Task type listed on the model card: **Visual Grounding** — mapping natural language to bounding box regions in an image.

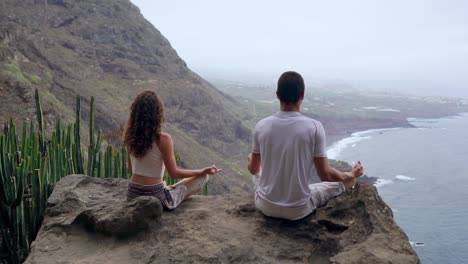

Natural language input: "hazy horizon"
[131,0,468,98]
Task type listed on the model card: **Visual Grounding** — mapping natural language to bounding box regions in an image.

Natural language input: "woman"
[124,90,221,209]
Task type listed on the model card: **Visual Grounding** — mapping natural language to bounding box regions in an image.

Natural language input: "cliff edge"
[25,175,419,263]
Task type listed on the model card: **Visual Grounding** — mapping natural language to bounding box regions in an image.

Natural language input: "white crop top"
[130,142,165,178]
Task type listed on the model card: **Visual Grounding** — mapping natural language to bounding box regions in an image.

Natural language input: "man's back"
[248,71,362,220]
[252,111,327,207]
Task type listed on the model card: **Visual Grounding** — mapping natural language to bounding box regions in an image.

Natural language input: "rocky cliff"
[25,175,419,264]
[0,0,252,194]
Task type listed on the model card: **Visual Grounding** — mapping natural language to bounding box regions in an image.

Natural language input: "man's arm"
[249,122,261,175]
[314,157,363,182]
[248,152,261,175]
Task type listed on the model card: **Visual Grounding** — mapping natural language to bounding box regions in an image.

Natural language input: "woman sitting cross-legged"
[124,90,222,209]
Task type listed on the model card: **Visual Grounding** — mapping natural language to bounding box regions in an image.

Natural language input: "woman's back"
[125,90,220,209]
[130,142,165,179]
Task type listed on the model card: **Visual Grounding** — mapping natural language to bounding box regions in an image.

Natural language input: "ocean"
[327,113,468,264]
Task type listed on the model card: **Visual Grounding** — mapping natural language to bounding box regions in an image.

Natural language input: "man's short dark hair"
[276,71,305,104]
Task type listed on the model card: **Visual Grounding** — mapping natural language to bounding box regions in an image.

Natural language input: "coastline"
[330,111,468,263]
[325,111,468,148]
[324,117,414,148]
[325,112,468,186]
[327,127,403,160]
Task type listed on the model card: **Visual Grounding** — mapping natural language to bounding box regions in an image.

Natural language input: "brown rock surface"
[26,175,419,263]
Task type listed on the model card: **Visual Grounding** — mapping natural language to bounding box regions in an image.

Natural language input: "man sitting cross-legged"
[247,71,364,220]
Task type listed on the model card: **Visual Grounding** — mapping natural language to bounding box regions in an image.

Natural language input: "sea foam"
[374,179,394,188]
[327,136,370,159]
[409,241,425,247]
[395,175,416,181]
[327,128,401,159]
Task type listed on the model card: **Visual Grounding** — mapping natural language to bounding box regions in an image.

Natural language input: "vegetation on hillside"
[0,90,127,263]
[213,80,468,129]
[0,90,202,263]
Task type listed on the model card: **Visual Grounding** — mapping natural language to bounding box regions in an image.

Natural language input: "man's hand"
[350,161,363,178]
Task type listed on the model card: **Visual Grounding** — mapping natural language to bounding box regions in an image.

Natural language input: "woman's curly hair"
[124,91,165,158]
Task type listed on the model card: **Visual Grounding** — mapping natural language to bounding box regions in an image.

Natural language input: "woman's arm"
[158,133,222,179]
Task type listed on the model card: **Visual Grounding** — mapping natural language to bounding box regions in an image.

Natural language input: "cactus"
[114,151,121,178]
[0,91,190,263]
[74,95,84,174]
[87,97,95,176]
[34,89,45,157]
[89,97,95,148]
[121,147,128,179]
[105,145,112,178]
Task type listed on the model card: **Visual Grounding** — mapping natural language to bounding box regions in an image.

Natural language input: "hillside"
[0,0,251,194]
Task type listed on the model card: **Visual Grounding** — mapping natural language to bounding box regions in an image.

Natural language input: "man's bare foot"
[343,178,356,190]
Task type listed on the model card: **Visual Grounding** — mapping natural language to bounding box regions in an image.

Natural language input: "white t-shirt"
[252,111,327,208]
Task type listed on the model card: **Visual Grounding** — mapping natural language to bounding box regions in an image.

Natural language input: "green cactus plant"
[1,90,195,263]
[34,89,45,157]
[74,95,84,174]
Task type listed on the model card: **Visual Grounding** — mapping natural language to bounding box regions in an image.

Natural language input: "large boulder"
[42,175,163,238]
[25,175,419,263]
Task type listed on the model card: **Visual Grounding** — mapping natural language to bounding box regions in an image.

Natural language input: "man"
[247,71,363,220]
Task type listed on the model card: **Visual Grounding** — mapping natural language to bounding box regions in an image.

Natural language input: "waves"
[327,135,370,159]
[361,106,401,112]
[409,241,425,247]
[326,113,468,263]
[327,127,401,159]
[395,175,416,181]
[326,127,419,190]
[374,174,416,188]
[374,179,394,188]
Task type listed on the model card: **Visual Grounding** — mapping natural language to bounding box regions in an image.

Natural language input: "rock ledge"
[26,175,419,264]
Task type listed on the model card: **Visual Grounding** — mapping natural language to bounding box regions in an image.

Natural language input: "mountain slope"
[0,0,251,194]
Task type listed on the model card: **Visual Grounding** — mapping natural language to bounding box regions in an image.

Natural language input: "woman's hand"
[201,165,222,175]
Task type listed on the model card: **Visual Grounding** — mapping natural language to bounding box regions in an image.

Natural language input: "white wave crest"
[351,127,401,137]
[374,179,394,188]
[395,175,416,181]
[326,136,370,159]
[376,108,401,112]
[362,106,379,110]
[327,127,401,159]
[409,241,425,247]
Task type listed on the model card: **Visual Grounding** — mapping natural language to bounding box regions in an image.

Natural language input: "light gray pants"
[254,176,345,220]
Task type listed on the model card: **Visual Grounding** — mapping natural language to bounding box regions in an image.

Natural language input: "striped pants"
[127,175,209,210]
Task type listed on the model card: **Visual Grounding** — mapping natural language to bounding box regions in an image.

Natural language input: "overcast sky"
[131,0,468,98]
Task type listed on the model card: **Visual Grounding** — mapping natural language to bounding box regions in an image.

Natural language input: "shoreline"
[323,117,414,148]
[331,111,468,262]
[325,112,468,186]
[326,111,467,149]
[327,127,403,160]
